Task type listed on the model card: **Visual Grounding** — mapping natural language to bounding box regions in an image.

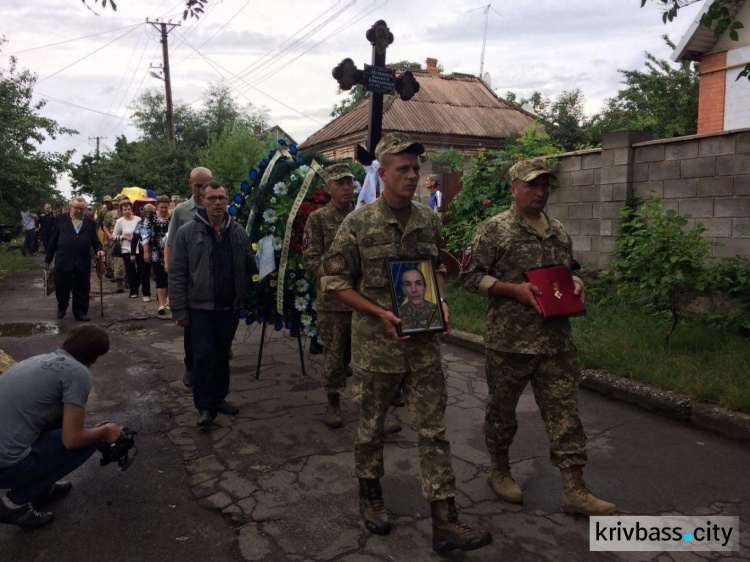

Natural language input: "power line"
[37,26,141,85]
[174,33,324,125]
[94,25,146,134]
[236,0,386,94]
[1,23,142,56]
[33,91,130,121]
[228,1,356,89]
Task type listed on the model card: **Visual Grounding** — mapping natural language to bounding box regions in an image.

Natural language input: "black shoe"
[197,410,215,427]
[217,400,239,416]
[32,482,72,508]
[74,315,90,322]
[56,309,66,319]
[105,271,113,279]
[0,499,54,528]
[183,369,193,387]
[309,338,324,355]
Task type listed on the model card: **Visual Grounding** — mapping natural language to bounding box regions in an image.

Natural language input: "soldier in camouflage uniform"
[304,164,402,434]
[323,133,492,554]
[96,196,115,277]
[303,164,357,429]
[102,196,126,293]
[459,157,616,517]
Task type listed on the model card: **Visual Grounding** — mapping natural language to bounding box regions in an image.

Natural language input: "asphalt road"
[0,261,241,562]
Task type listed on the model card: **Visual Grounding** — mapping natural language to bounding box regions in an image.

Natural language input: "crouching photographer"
[0,325,126,529]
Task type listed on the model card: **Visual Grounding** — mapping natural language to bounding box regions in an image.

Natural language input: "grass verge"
[0,240,36,281]
[445,281,750,413]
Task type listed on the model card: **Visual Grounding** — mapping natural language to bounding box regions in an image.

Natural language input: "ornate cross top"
[332,20,421,165]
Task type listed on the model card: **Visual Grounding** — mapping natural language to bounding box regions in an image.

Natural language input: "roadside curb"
[443,331,750,444]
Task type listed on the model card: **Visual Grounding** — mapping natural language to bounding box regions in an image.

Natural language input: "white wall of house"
[724,44,750,130]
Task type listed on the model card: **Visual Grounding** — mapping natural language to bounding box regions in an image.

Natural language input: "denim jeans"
[22,229,37,256]
[189,309,239,413]
[0,429,98,504]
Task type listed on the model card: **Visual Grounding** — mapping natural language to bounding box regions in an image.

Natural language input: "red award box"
[522,265,586,319]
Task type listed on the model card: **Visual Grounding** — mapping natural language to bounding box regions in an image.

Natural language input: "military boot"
[383,418,402,435]
[358,478,391,535]
[488,451,523,504]
[430,498,492,554]
[116,279,124,293]
[560,466,617,516]
[325,393,343,429]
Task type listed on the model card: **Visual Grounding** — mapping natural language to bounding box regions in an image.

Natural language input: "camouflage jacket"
[399,301,442,332]
[459,205,581,355]
[102,210,122,237]
[322,197,446,374]
[303,203,354,313]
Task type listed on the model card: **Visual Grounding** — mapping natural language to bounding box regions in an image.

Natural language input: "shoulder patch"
[324,253,348,275]
[460,243,473,270]
[348,229,357,242]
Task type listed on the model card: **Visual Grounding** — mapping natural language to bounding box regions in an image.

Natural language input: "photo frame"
[385,257,446,337]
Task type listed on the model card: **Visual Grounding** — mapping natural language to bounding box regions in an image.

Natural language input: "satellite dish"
[482,72,492,87]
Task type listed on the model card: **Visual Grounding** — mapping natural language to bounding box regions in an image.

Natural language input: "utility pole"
[88,136,107,157]
[147,19,180,145]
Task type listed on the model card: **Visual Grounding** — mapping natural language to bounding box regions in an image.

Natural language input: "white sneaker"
[142,296,151,302]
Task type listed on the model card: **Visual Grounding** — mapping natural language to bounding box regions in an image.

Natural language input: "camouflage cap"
[324,163,355,182]
[374,132,424,162]
[103,196,113,202]
[508,158,557,183]
[171,195,180,201]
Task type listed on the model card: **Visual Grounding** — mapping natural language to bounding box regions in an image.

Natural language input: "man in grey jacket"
[169,181,256,427]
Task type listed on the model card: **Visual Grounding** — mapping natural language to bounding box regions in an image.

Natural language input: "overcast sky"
[1,0,703,197]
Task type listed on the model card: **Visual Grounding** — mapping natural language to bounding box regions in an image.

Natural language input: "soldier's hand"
[441,301,451,335]
[379,310,410,341]
[514,283,542,315]
[574,281,586,305]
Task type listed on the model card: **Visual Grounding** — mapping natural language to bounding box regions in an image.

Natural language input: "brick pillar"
[425,58,439,76]
[595,130,653,267]
[697,51,727,134]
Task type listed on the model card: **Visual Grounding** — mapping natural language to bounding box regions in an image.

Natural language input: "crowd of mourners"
[23,194,189,316]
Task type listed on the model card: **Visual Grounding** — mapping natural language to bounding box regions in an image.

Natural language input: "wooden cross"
[332,20,421,166]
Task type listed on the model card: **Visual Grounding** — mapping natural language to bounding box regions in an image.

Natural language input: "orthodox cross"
[332,20,421,165]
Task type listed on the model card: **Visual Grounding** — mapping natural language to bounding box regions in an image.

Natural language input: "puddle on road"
[0,322,60,337]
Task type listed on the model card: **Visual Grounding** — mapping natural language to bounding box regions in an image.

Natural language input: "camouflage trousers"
[316,311,351,395]
[484,350,587,469]
[353,362,456,501]
[105,243,125,279]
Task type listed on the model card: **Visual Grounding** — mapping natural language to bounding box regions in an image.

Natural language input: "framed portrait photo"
[385,257,447,337]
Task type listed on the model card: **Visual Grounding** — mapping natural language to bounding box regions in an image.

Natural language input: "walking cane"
[95,255,106,317]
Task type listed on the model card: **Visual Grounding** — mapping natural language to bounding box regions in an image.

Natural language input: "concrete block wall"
[545,128,750,268]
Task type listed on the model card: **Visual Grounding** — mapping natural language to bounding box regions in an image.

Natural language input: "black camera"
[98,427,137,471]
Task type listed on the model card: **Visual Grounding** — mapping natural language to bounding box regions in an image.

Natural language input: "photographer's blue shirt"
[0,350,92,468]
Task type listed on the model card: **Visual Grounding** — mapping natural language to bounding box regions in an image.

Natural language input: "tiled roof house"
[298,58,537,159]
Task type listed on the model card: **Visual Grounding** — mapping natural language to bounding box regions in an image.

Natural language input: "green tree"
[590,36,699,141]
[197,126,270,192]
[0,48,75,223]
[428,148,466,172]
[71,84,268,199]
[613,196,718,347]
[511,89,595,151]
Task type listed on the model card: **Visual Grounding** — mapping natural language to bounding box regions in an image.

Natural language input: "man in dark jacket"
[169,182,255,427]
[45,197,104,322]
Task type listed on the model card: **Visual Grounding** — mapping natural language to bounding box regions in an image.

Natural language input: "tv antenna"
[467,4,503,78]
